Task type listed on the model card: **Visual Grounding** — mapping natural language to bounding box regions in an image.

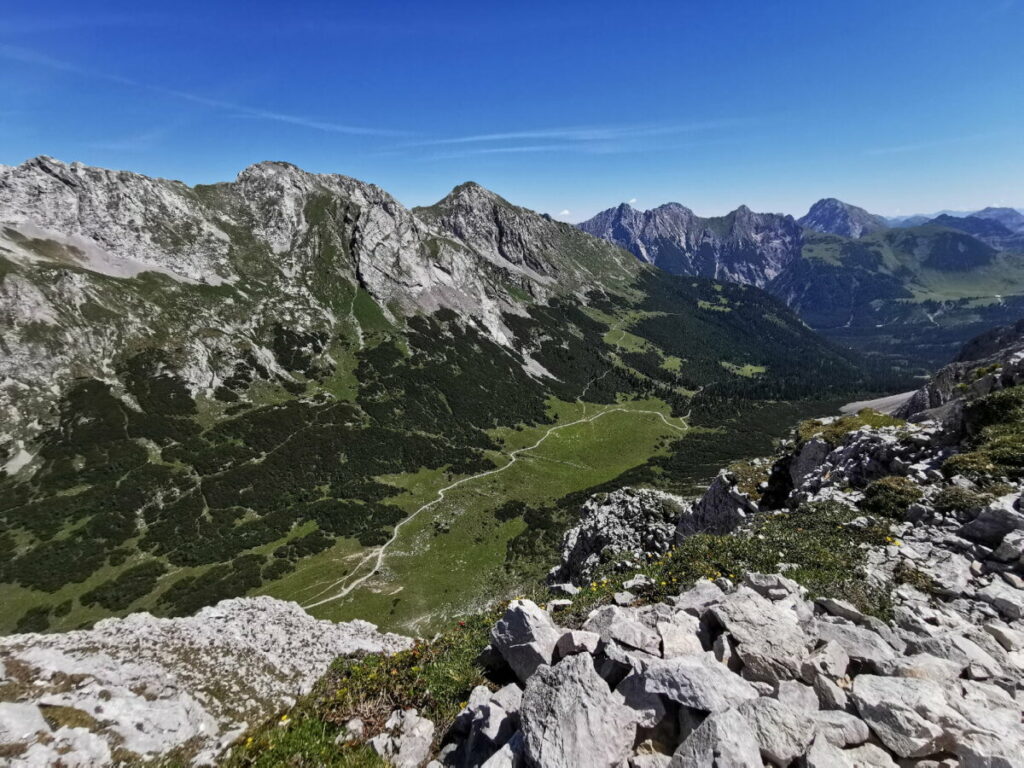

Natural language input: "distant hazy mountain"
[973,206,1024,234]
[887,214,933,227]
[928,214,1024,252]
[797,198,890,238]
[576,201,801,287]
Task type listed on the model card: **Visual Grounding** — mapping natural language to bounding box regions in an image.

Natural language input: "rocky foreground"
[352,334,1024,767]
[0,597,410,765]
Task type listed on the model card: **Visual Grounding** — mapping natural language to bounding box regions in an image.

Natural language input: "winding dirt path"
[302,405,687,609]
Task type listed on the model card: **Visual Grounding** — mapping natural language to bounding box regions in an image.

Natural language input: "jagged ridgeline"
[0,158,886,634]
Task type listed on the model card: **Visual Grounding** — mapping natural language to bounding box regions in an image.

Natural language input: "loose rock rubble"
[0,597,411,766]
[425,563,1023,767]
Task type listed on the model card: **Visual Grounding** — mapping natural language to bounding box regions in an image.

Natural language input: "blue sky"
[1,0,1021,221]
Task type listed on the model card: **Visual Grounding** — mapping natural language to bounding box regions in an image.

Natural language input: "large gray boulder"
[958,494,1024,546]
[817,622,897,669]
[737,696,815,765]
[583,605,662,656]
[976,579,1024,620]
[669,707,762,768]
[790,438,832,486]
[520,652,637,768]
[850,675,965,758]
[490,600,561,683]
[640,654,759,712]
[709,587,812,682]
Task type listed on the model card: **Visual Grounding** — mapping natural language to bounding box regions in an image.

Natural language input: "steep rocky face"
[0,157,639,455]
[0,596,410,765]
[577,202,802,287]
[797,197,890,239]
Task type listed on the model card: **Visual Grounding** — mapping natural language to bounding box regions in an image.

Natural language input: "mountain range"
[0,157,878,636]
[579,197,1024,369]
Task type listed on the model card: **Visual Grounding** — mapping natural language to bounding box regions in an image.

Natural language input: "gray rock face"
[520,652,636,768]
[489,600,561,683]
[577,201,803,289]
[676,472,759,542]
[550,488,686,585]
[0,597,410,766]
[0,157,642,454]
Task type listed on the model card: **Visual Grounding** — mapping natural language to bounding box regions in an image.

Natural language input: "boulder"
[850,675,964,758]
[490,600,561,682]
[790,438,831,486]
[616,672,668,729]
[817,622,897,669]
[811,710,870,748]
[554,630,601,659]
[710,587,812,682]
[875,653,963,683]
[812,674,849,711]
[520,652,636,768]
[992,529,1024,562]
[641,654,759,712]
[673,580,726,617]
[976,580,1024,620]
[773,680,818,713]
[583,605,662,656]
[800,640,850,681]
[657,613,704,659]
[958,495,1024,547]
[669,707,762,768]
[552,488,684,584]
[738,696,816,765]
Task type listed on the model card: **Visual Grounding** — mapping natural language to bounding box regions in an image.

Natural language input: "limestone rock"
[520,652,636,768]
[490,600,561,683]
[669,707,762,768]
[641,655,759,712]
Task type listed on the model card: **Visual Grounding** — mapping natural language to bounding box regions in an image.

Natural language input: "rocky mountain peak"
[578,201,801,287]
[798,197,889,238]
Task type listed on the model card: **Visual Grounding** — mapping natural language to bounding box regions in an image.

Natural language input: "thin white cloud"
[410,117,763,148]
[559,209,571,216]
[0,44,411,137]
[864,131,1007,156]
[425,144,586,161]
[628,198,637,204]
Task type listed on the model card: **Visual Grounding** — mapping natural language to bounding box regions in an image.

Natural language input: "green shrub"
[860,476,922,519]
[932,486,990,515]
